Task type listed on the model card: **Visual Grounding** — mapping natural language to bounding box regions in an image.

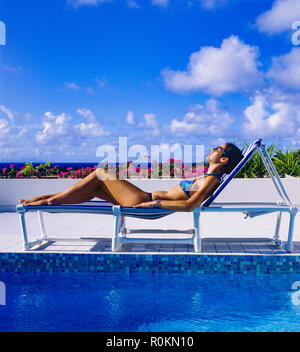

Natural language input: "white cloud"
[3,65,23,74]
[199,0,228,9]
[0,105,39,145]
[0,119,10,138]
[75,108,110,137]
[267,48,300,91]
[36,109,110,143]
[74,122,109,137]
[169,98,234,137]
[76,108,97,122]
[86,86,95,95]
[23,113,35,122]
[126,110,135,125]
[151,0,169,8]
[256,0,300,35]
[129,111,160,137]
[144,113,160,136]
[127,0,140,8]
[36,112,73,144]
[0,105,14,122]
[242,91,300,140]
[63,82,81,91]
[162,35,263,96]
[68,0,112,7]
[95,76,107,88]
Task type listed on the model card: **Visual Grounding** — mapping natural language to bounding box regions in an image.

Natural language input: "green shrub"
[35,161,52,177]
[273,148,300,177]
[236,142,277,178]
[20,161,35,178]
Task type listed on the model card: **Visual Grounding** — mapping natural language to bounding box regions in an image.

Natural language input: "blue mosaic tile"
[1,252,300,274]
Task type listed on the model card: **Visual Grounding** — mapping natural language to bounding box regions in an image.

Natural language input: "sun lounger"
[16,138,298,252]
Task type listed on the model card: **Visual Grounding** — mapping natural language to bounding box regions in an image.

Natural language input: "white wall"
[0,178,299,207]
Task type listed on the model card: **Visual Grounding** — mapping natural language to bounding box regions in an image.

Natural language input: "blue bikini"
[179,172,223,198]
[147,172,222,201]
[147,192,153,201]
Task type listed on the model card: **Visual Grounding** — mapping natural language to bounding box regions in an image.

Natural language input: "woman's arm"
[133,199,190,211]
[134,177,220,212]
[186,177,219,211]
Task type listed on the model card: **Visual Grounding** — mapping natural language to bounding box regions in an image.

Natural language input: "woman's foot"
[18,194,52,206]
[23,199,50,206]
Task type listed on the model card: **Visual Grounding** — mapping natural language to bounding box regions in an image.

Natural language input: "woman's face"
[206,144,228,164]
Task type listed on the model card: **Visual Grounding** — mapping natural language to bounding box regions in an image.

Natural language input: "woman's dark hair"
[223,143,243,174]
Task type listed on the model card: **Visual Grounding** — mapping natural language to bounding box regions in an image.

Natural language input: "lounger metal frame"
[16,139,298,253]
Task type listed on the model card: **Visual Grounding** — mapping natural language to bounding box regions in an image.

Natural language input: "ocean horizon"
[0,161,205,169]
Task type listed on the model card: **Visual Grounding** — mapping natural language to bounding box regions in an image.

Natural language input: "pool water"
[1,272,300,332]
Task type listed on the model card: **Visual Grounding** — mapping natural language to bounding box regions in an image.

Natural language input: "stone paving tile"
[159,244,175,253]
[227,242,246,254]
[254,243,275,254]
[214,241,231,254]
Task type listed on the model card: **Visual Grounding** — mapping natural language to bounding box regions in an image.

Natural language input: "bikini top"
[203,172,223,179]
[179,172,223,197]
[180,172,223,186]
[193,172,223,182]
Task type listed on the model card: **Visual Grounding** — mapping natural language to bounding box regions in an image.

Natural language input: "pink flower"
[2,168,7,173]
[10,164,15,169]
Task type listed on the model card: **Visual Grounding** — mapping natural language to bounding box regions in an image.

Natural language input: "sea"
[0,161,203,169]
[0,162,100,169]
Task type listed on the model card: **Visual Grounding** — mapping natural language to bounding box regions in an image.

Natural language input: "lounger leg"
[37,211,47,240]
[120,215,127,237]
[112,205,121,252]
[18,208,30,250]
[193,208,201,253]
[285,207,298,253]
[273,211,282,243]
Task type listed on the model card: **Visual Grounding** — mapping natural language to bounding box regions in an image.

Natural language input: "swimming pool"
[1,272,300,332]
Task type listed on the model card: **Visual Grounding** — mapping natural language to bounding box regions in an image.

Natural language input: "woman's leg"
[96,168,153,206]
[151,191,168,201]
[22,168,152,206]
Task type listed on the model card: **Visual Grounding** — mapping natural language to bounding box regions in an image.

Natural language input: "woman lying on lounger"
[18,143,243,211]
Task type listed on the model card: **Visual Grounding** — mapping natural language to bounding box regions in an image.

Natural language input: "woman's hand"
[133,200,157,208]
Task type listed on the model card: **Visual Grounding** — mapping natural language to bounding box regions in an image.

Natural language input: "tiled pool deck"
[1,209,300,274]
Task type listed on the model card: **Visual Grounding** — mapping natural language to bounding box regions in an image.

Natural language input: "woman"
[18,143,243,212]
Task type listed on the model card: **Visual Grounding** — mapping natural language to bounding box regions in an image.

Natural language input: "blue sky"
[0,0,300,162]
